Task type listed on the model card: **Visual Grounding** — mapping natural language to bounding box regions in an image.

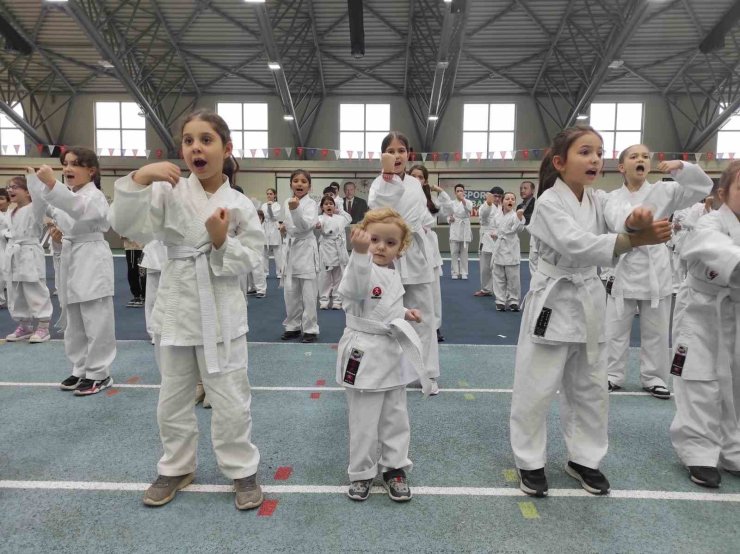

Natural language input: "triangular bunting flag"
[13,144,19,153]
[333,150,341,159]
[500,150,507,160]
[346,150,353,159]
[706,152,715,161]
[133,149,139,157]
[2,145,8,154]
[357,151,363,159]
[145,150,151,158]
[108,148,115,156]
[262,149,269,158]
[421,152,428,161]
[36,143,44,154]
[465,152,471,161]
[694,153,702,162]
[649,152,655,160]
[97,148,104,156]
[250,149,257,158]
[730,152,735,160]
[442,152,450,162]
[47,144,55,154]
[285,147,292,158]
[368,152,375,160]
[476,152,482,161]
[273,147,282,158]
[717,152,724,160]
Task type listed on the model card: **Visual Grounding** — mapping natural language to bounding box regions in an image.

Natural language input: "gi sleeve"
[210,198,265,277]
[109,172,177,244]
[641,162,714,220]
[43,182,110,230]
[337,251,372,301]
[368,174,404,209]
[682,214,740,288]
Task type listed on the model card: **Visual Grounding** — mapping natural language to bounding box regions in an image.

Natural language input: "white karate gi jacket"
[369,174,435,285]
[492,210,525,266]
[140,239,168,273]
[318,212,350,270]
[0,210,8,283]
[604,163,712,308]
[448,198,473,243]
[478,202,501,253]
[4,199,46,282]
[282,195,319,279]
[336,251,427,390]
[260,201,283,246]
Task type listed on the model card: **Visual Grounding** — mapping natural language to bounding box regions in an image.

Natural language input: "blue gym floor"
[2,258,736,553]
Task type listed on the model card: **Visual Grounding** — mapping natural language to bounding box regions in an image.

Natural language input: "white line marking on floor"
[0,480,736,502]
[497,334,506,338]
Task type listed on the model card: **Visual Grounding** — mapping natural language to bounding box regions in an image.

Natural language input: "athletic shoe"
[508,304,520,312]
[6,325,33,341]
[496,303,506,311]
[331,304,342,310]
[688,466,721,488]
[565,461,610,495]
[451,275,459,280]
[608,381,622,392]
[428,378,440,396]
[473,290,492,297]
[301,333,318,343]
[382,469,412,502]
[517,468,548,497]
[436,329,445,342]
[461,275,468,280]
[246,289,257,296]
[73,376,113,396]
[347,479,373,501]
[59,375,83,391]
[319,304,329,310]
[29,327,51,343]
[280,330,301,340]
[643,385,670,399]
[255,292,266,298]
[126,298,139,307]
[234,474,263,510]
[133,297,145,307]
[195,382,205,404]
[143,473,195,507]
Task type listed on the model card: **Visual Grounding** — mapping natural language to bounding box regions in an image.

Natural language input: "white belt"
[345,313,426,378]
[282,231,316,285]
[167,244,226,374]
[5,238,43,280]
[536,259,601,364]
[56,232,105,329]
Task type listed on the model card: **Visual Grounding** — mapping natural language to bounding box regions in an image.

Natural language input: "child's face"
[291,174,311,198]
[7,183,29,205]
[384,138,409,175]
[619,145,651,182]
[62,153,96,189]
[502,193,516,212]
[322,201,335,214]
[493,194,502,205]
[719,172,740,215]
[555,132,604,190]
[367,221,404,266]
[455,187,465,199]
[182,118,231,183]
[266,190,276,202]
[410,168,426,185]
[0,196,8,211]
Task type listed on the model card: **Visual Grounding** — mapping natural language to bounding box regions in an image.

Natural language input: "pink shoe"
[29,327,51,343]
[6,325,33,342]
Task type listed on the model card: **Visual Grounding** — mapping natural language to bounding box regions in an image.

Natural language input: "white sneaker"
[6,325,33,341]
[429,378,440,396]
[29,327,51,343]
[451,275,459,280]
[461,275,468,280]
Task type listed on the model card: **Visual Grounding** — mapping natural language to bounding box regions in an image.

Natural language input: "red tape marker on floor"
[126,376,140,384]
[274,466,293,481]
[310,392,321,399]
[106,389,120,397]
[330,344,338,350]
[258,499,279,517]
[315,379,326,386]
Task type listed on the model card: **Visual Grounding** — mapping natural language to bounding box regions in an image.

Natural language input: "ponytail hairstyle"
[718,160,740,204]
[537,125,602,198]
[410,163,439,214]
[409,163,429,184]
[181,108,237,186]
[290,169,312,186]
[61,147,101,189]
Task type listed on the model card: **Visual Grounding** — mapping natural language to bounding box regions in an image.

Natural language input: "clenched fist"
[205,207,229,249]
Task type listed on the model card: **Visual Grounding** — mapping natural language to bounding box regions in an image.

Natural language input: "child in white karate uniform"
[140,239,168,342]
[0,187,9,309]
[317,194,350,310]
[475,187,503,298]
[448,184,473,279]
[491,192,525,311]
[109,109,264,511]
[510,126,673,498]
[243,210,267,299]
[280,169,320,343]
[669,160,740,489]
[338,208,435,502]
[4,176,53,343]
[260,188,282,278]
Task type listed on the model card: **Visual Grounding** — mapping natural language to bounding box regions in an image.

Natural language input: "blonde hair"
[357,208,413,254]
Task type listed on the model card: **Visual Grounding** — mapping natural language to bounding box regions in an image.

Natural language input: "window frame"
[94,101,147,157]
[339,103,390,159]
[216,102,269,158]
[0,103,27,156]
[589,102,644,160]
[717,106,740,156]
[462,103,516,158]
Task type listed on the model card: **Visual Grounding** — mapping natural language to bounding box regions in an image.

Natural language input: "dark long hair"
[181,108,239,187]
[61,147,101,189]
[290,169,312,185]
[538,126,602,198]
[381,131,410,153]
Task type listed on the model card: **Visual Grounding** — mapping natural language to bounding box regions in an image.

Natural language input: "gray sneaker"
[347,479,373,501]
[382,469,412,502]
[234,474,263,510]
[143,473,195,506]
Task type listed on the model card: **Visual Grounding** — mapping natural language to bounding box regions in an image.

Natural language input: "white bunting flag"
[285,147,293,158]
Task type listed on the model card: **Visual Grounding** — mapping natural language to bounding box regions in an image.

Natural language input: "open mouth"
[586,169,598,177]
[636,164,645,172]
[193,158,207,169]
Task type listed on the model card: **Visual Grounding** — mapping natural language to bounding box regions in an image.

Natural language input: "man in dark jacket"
[342,181,369,224]
[517,180,536,225]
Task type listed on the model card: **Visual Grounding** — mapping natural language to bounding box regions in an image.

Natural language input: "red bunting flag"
[658,152,665,161]
[682,152,689,161]
[36,144,44,154]
[706,151,715,161]
[60,145,67,155]
[431,152,439,162]
[155,148,163,159]
[409,152,416,161]
[273,147,282,158]
[522,149,529,160]
[454,152,462,161]
[297,147,304,158]
[321,148,329,158]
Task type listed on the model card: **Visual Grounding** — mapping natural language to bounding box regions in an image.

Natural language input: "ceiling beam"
[685,96,740,152]
[0,100,46,145]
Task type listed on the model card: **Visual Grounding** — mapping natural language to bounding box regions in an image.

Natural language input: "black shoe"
[723,467,740,477]
[280,330,301,340]
[508,304,519,312]
[436,329,445,342]
[517,468,548,497]
[643,385,670,399]
[301,333,318,343]
[73,376,113,396]
[60,375,82,391]
[565,461,610,495]
[608,381,622,392]
[246,289,257,296]
[382,468,411,502]
[496,303,506,311]
[688,466,721,488]
[347,479,373,501]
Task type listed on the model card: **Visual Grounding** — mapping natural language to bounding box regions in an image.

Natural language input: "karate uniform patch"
[670,344,688,376]
[534,307,552,337]
[606,276,615,295]
[343,348,364,385]
[371,286,382,299]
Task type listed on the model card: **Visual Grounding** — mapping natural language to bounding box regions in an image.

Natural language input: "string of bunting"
[0,143,736,163]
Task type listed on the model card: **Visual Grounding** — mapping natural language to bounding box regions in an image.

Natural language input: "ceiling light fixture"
[267,62,281,70]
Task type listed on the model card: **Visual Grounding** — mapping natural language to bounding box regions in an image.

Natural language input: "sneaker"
[29,327,51,343]
[331,304,342,310]
[461,275,468,280]
[73,376,113,396]
[195,382,205,404]
[6,325,33,341]
[428,378,440,396]
[246,289,257,296]
[59,375,83,391]
[608,381,622,392]
[508,304,520,312]
[301,333,318,343]
[280,330,301,340]
[688,466,721,488]
[382,469,412,502]
[473,290,492,297]
[255,292,266,298]
[126,298,139,308]
[319,303,329,310]
[234,474,264,510]
[643,385,670,399]
[565,461,610,495]
[133,297,145,307]
[143,473,195,507]
[496,303,506,311]
[347,479,373,501]
[451,275,459,280]
[436,329,445,342]
[517,468,548,497]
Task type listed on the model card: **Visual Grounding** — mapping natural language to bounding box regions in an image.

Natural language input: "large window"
[462,103,515,158]
[717,106,740,156]
[339,104,390,158]
[217,102,268,157]
[0,103,26,156]
[590,102,643,159]
[95,101,146,156]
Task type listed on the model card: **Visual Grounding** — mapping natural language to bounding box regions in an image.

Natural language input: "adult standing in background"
[343,182,369,224]
[517,180,536,224]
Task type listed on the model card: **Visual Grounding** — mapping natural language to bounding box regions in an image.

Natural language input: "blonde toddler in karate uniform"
[491,192,525,311]
[510,126,673,498]
[317,194,350,309]
[109,109,264,511]
[338,208,435,502]
[669,160,740,489]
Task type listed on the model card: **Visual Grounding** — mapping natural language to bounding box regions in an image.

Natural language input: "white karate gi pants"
[156,335,260,479]
[144,271,160,337]
[319,266,343,308]
[0,277,6,306]
[492,264,520,306]
[670,377,740,470]
[510,335,609,470]
[431,271,443,330]
[65,297,116,381]
[479,251,493,294]
[449,240,468,278]
[606,296,671,388]
[404,282,439,377]
[283,276,319,334]
[345,386,412,481]
[247,265,267,295]
[670,249,687,294]
[8,281,52,321]
[264,245,282,278]
[52,239,62,294]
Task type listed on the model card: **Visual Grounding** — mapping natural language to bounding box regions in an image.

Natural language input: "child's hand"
[430,184,443,193]
[657,160,683,173]
[133,162,181,186]
[288,196,300,210]
[278,223,287,237]
[36,165,56,188]
[349,227,371,254]
[50,226,63,243]
[516,209,525,220]
[381,153,395,173]
[626,206,654,231]
[629,218,672,247]
[404,308,422,323]
[448,215,455,224]
[704,196,714,213]
[205,207,229,249]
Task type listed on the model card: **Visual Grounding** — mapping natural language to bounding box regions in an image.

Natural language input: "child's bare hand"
[516,209,525,220]
[627,206,654,231]
[349,227,371,254]
[133,162,181,186]
[36,165,56,188]
[50,226,63,242]
[287,196,300,210]
[630,218,672,247]
[657,160,683,173]
[485,192,495,205]
[381,153,395,173]
[205,207,229,249]
[704,196,714,213]
[404,308,422,323]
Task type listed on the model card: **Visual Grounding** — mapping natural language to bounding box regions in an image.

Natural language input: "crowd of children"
[1,112,738,510]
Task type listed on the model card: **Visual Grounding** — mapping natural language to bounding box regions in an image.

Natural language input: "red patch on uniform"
[706,268,718,280]
[258,499,279,517]
[372,286,382,298]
